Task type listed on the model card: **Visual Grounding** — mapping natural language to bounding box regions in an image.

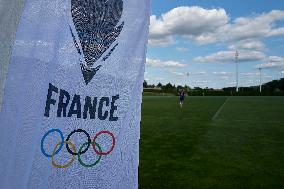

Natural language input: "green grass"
[139,96,284,189]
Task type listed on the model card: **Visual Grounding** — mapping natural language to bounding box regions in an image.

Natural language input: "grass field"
[139,96,284,189]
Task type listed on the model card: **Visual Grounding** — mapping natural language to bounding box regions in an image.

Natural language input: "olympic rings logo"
[40,128,115,168]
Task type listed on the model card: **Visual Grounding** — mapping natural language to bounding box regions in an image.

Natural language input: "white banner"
[0,0,150,188]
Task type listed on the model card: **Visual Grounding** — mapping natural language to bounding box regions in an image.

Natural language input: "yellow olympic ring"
[51,141,76,169]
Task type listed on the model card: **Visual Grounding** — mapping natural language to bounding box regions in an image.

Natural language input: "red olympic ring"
[92,130,116,155]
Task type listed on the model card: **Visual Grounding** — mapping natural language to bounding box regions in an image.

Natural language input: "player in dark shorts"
[179,89,186,108]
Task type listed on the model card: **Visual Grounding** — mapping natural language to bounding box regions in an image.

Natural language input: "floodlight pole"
[279,71,282,80]
[235,50,239,92]
[259,68,262,93]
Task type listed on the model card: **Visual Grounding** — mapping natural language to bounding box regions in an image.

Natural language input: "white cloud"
[172,71,207,77]
[255,63,284,70]
[240,72,260,77]
[172,71,185,76]
[228,40,265,51]
[193,50,266,63]
[190,71,207,75]
[220,76,230,79]
[213,71,234,76]
[218,10,284,41]
[268,27,284,36]
[264,75,273,78]
[148,37,174,47]
[146,58,186,68]
[195,80,211,84]
[255,56,284,69]
[149,6,229,46]
[268,56,284,62]
[176,47,188,52]
[196,10,284,44]
[154,77,165,80]
[149,8,284,46]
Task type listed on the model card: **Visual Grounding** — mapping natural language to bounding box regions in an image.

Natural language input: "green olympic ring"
[78,141,102,168]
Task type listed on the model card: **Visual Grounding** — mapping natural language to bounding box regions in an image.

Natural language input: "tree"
[184,85,190,91]
[163,83,175,93]
[177,85,183,91]
[143,80,148,88]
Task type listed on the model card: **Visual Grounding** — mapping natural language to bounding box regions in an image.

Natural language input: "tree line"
[143,78,284,96]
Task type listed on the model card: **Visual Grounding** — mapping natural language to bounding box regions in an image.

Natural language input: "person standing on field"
[179,89,186,108]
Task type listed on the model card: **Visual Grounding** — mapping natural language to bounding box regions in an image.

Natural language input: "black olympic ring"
[66,129,91,155]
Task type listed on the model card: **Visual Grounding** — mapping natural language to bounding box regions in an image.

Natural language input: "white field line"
[212,97,229,120]
[219,119,284,123]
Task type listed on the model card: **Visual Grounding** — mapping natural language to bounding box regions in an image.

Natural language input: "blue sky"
[145,0,284,88]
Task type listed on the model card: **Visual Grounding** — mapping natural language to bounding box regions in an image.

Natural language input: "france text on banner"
[0,0,150,188]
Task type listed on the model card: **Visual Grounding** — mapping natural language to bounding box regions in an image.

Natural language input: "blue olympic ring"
[41,129,64,157]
